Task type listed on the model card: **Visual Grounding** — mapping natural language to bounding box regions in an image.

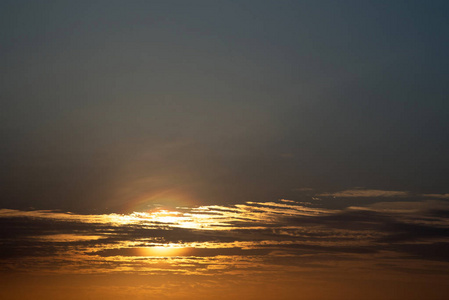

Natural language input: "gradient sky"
[2,0,449,212]
[1,1,449,299]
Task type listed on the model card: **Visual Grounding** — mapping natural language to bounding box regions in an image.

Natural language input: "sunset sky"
[1,1,449,299]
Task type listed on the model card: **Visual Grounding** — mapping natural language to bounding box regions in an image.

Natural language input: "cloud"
[422,194,449,199]
[317,189,410,197]
[1,198,449,279]
[318,190,449,200]
[293,188,314,192]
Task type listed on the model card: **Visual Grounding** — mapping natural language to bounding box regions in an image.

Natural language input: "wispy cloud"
[317,189,449,201]
[1,199,449,280]
[2,199,449,300]
[317,189,410,197]
[422,194,449,199]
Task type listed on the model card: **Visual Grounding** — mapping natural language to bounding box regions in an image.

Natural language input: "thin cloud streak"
[317,189,410,198]
[423,194,449,199]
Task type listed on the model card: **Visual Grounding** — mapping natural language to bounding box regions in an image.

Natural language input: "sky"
[1,1,449,299]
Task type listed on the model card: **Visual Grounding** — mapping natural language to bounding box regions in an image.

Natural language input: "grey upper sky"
[1,0,449,212]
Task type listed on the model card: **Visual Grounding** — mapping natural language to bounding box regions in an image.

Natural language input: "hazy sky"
[2,1,449,299]
[2,0,449,212]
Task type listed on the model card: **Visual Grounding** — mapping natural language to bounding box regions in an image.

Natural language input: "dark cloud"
[389,243,449,262]
[378,222,449,243]
[429,209,449,218]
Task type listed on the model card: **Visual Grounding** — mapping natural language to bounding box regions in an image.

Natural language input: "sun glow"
[138,245,189,257]
[147,210,183,224]
[103,208,232,229]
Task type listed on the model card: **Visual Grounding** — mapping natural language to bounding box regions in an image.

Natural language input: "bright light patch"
[138,245,189,257]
